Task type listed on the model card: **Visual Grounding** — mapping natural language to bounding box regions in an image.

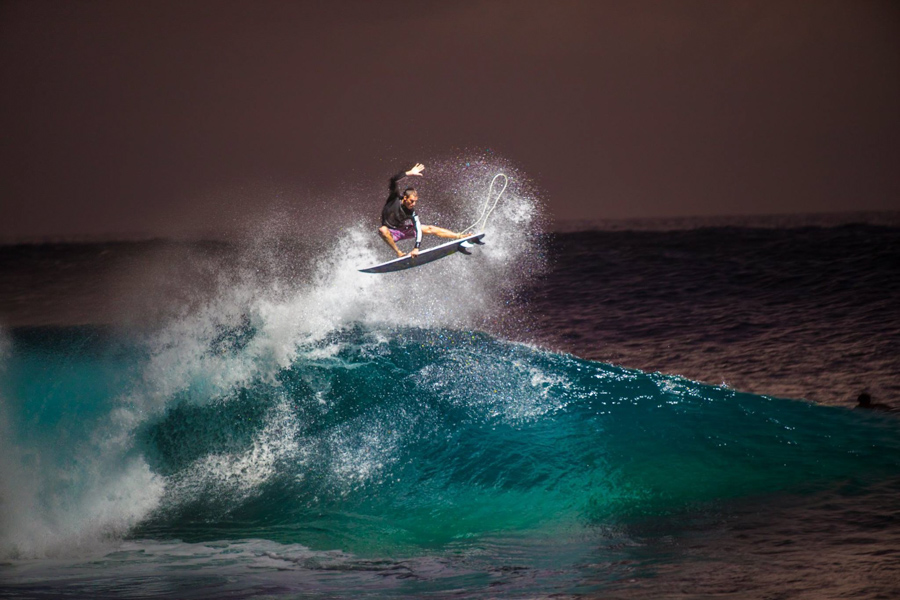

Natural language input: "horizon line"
[2,209,898,246]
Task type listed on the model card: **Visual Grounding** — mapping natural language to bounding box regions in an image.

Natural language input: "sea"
[1,165,899,599]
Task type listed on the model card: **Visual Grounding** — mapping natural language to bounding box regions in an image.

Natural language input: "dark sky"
[1,0,898,239]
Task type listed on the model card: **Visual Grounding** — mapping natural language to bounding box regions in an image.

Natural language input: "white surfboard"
[359,233,486,274]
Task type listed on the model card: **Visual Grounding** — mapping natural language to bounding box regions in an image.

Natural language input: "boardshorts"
[388,224,416,242]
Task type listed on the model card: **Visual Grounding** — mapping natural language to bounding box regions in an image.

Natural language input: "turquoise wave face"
[2,326,899,559]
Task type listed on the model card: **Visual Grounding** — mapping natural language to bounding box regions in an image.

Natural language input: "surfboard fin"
[458,245,473,255]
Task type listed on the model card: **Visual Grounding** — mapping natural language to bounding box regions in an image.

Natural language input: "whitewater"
[1,159,899,598]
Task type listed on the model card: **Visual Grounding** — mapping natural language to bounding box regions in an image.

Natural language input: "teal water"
[2,324,898,586]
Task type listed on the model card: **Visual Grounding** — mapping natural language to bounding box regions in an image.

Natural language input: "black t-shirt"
[381,171,417,230]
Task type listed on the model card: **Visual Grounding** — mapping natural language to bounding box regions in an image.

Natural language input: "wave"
[3,322,899,561]
[0,158,545,558]
[1,160,898,564]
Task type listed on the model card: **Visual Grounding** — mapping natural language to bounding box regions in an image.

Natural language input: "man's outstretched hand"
[406,163,425,177]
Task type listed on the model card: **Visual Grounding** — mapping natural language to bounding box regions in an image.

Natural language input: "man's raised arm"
[389,163,425,193]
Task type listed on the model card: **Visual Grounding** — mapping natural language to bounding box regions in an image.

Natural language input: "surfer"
[378,163,467,258]
[855,392,894,412]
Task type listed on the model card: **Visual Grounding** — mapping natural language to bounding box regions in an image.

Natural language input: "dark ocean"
[1,202,899,598]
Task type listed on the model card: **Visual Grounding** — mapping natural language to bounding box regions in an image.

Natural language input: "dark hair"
[857,393,872,406]
[403,187,417,198]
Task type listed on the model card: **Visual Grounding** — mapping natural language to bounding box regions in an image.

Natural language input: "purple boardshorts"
[388,225,416,242]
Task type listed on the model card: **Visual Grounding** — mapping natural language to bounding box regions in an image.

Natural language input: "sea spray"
[0,329,164,559]
[0,156,547,559]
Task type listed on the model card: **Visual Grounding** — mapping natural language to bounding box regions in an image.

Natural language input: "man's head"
[402,187,418,210]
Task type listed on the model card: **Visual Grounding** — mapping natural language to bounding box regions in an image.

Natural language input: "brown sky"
[1,0,898,239]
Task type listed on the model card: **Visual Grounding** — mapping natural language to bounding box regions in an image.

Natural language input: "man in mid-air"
[378,163,467,258]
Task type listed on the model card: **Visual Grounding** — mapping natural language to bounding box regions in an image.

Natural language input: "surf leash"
[460,173,508,235]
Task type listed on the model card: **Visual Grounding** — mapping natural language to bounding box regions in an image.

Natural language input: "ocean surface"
[1,178,899,598]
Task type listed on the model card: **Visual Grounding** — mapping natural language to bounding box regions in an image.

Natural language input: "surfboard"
[359,233,486,274]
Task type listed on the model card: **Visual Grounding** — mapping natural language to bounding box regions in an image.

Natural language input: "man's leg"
[378,226,405,257]
[421,225,467,239]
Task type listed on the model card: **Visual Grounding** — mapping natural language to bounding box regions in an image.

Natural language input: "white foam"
[0,397,165,559]
[166,399,302,504]
[0,155,545,560]
[134,156,544,415]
